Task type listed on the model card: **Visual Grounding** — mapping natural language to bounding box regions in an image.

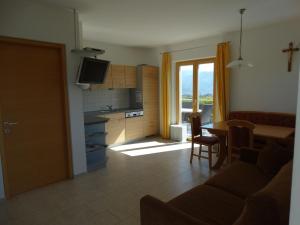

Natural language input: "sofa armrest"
[239,148,259,164]
[140,195,209,225]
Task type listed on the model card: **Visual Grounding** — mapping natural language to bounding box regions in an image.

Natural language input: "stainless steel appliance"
[125,110,144,118]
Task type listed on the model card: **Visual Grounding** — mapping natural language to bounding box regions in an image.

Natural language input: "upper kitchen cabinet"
[91,64,137,90]
[111,64,125,88]
[125,66,137,88]
[90,65,113,90]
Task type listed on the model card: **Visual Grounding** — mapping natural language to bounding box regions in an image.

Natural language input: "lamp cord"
[238,8,246,60]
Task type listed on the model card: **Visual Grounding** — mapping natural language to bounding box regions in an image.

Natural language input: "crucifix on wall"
[282,42,299,72]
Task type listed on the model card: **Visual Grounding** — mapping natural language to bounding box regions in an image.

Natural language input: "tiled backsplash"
[83,89,130,112]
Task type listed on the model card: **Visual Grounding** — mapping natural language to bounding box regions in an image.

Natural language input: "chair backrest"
[189,112,202,138]
[227,119,255,150]
[229,111,296,128]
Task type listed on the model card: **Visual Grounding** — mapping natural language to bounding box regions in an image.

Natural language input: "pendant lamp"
[227,8,253,68]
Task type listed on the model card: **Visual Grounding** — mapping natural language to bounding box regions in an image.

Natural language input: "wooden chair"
[189,112,219,169]
[227,119,255,163]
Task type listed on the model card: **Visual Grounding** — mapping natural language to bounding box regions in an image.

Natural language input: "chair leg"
[198,144,202,159]
[228,146,232,164]
[190,141,194,164]
[208,145,212,169]
[216,144,220,157]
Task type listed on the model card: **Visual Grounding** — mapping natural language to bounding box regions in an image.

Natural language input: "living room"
[0,0,300,225]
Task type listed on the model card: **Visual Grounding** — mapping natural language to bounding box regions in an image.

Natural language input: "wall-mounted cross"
[282,42,299,72]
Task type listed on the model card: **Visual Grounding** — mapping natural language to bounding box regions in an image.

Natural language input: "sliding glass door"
[176,58,215,136]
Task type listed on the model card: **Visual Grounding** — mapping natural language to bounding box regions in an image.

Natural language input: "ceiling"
[35,0,300,47]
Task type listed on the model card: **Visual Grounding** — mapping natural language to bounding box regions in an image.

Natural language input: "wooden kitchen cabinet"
[125,116,144,141]
[112,64,125,88]
[125,66,137,88]
[142,65,159,137]
[103,113,125,145]
[90,65,112,90]
[91,64,137,89]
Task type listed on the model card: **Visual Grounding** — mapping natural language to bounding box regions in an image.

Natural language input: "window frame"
[175,57,216,124]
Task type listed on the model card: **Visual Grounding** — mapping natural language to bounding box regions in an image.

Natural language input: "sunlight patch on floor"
[121,142,199,157]
[110,141,168,151]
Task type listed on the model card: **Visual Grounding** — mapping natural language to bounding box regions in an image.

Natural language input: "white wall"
[156,18,300,125]
[228,18,300,113]
[0,0,87,198]
[289,58,300,225]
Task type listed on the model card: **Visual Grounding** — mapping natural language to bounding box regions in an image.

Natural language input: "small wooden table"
[202,121,295,169]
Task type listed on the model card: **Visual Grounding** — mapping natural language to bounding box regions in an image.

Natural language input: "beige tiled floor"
[0,138,214,225]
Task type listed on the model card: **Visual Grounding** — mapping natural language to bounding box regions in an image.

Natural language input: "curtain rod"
[159,41,231,55]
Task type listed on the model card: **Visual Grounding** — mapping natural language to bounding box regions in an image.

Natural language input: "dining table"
[201,121,295,169]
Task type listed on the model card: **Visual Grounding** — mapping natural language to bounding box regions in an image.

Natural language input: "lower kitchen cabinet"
[125,116,144,141]
[143,116,159,137]
[103,113,126,145]
[86,148,107,171]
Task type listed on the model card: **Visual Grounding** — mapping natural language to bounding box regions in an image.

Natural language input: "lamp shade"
[226,59,253,68]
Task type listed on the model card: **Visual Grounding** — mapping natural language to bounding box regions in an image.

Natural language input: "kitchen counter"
[84,108,143,125]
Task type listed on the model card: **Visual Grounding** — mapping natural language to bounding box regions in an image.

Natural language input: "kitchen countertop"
[84,108,143,125]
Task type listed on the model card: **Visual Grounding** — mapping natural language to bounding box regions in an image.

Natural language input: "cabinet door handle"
[3,121,18,126]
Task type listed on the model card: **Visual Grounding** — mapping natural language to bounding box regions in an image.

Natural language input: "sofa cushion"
[168,184,244,225]
[141,195,210,225]
[233,161,293,225]
[205,161,270,198]
[257,143,293,178]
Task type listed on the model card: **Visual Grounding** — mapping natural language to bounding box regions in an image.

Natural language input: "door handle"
[2,121,18,135]
[3,121,18,126]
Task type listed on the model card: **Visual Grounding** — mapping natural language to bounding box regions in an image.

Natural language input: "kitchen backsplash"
[83,89,130,112]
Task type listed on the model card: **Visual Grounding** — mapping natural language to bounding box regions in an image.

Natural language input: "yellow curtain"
[213,42,230,122]
[161,52,171,139]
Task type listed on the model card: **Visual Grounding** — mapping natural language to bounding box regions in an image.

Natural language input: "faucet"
[106,105,113,111]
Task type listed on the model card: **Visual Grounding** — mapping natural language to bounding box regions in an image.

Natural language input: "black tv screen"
[77,57,110,84]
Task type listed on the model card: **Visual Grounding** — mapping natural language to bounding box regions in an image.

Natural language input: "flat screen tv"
[77,57,110,84]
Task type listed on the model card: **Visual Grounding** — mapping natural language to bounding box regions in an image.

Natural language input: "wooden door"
[125,66,137,88]
[142,66,159,136]
[0,37,72,198]
[111,65,125,88]
[90,65,112,90]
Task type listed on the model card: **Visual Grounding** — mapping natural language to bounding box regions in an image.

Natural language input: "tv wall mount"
[71,47,105,58]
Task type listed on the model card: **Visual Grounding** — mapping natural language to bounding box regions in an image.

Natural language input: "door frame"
[0,36,73,198]
[175,57,215,124]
